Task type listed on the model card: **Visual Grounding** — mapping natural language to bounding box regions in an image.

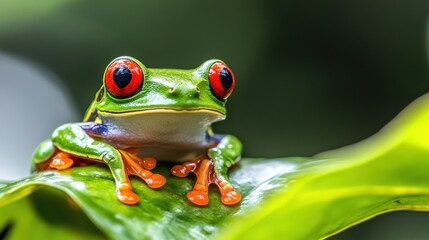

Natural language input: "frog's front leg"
[171,135,242,206]
[35,123,166,205]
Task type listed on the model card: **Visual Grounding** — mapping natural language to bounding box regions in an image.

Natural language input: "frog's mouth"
[95,108,225,148]
[97,107,225,118]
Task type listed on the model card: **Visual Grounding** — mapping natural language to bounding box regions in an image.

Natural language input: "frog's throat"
[97,108,226,118]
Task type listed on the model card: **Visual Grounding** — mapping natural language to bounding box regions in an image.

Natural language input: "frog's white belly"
[99,110,224,161]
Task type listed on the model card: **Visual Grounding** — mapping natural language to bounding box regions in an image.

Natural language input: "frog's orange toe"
[146,174,166,189]
[50,152,74,170]
[221,191,241,205]
[117,187,139,205]
[171,165,189,178]
[141,157,157,170]
[187,190,209,206]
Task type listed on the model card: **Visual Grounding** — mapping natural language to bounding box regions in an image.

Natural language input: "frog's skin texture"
[32,56,242,206]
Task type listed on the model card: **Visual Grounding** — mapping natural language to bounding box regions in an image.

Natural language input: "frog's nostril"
[168,85,199,98]
[190,87,201,98]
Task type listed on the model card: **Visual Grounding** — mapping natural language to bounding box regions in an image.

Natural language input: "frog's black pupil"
[219,67,232,92]
[113,66,132,89]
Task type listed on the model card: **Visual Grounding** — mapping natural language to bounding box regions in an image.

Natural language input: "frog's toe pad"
[50,153,74,170]
[221,190,242,205]
[141,157,157,170]
[187,190,209,206]
[117,188,139,205]
[145,174,166,189]
[171,165,190,178]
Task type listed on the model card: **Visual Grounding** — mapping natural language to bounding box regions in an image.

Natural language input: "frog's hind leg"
[32,139,76,172]
[50,123,142,205]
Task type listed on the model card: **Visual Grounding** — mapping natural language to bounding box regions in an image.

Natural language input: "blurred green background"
[1,0,429,239]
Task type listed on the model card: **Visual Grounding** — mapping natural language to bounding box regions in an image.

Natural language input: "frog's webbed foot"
[171,156,241,206]
[119,149,166,189]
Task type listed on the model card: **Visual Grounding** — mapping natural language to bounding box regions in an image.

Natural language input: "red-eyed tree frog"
[31,57,242,206]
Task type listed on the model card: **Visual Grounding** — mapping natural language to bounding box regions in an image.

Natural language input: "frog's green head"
[90,56,235,124]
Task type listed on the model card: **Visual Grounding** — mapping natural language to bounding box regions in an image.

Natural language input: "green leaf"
[0,158,310,239]
[2,94,429,239]
[0,187,104,240]
[221,94,429,239]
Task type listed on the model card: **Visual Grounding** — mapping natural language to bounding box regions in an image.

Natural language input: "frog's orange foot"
[171,157,241,206]
[117,183,139,205]
[119,150,167,189]
[49,152,74,170]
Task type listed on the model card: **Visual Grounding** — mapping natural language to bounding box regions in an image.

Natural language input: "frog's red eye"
[105,58,143,98]
[208,62,235,100]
